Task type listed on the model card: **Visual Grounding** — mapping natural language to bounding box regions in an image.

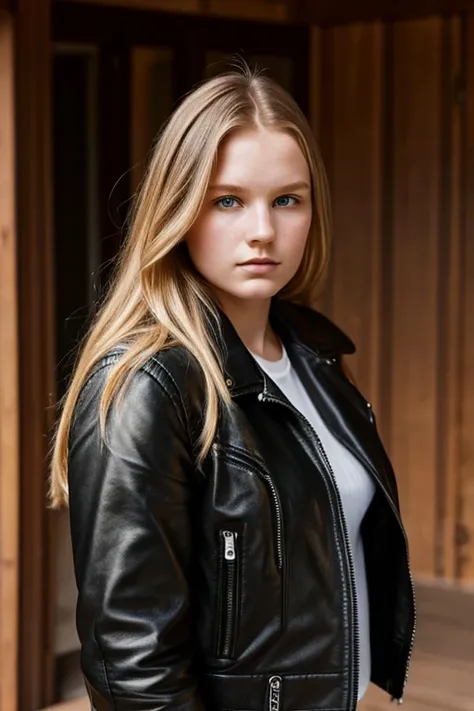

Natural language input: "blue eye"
[274,195,299,207]
[216,196,239,209]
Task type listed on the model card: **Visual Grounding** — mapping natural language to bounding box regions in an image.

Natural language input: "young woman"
[50,67,415,711]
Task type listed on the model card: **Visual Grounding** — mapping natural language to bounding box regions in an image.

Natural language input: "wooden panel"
[323,23,384,413]
[208,0,288,21]
[438,17,463,580]
[130,46,174,192]
[0,13,18,711]
[308,26,321,143]
[306,0,474,25]
[316,14,474,583]
[458,13,474,581]
[16,0,57,707]
[60,0,201,12]
[390,18,443,576]
[59,0,289,21]
[56,0,474,24]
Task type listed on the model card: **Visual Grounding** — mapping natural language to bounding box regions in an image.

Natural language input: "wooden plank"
[59,0,289,22]
[60,0,201,12]
[458,13,474,581]
[323,23,384,414]
[208,0,288,21]
[130,46,174,193]
[56,0,474,24]
[16,0,57,707]
[309,26,322,144]
[0,12,18,711]
[390,18,443,577]
[308,25,329,316]
[439,16,463,580]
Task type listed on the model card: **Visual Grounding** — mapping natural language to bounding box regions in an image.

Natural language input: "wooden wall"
[0,11,18,711]
[60,0,290,22]
[314,16,474,584]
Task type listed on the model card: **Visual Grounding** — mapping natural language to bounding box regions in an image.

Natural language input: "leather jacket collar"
[218,299,355,398]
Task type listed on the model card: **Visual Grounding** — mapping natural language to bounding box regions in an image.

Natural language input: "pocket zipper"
[218,529,238,658]
[213,444,284,571]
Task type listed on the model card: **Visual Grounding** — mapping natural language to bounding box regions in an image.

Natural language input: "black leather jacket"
[68,302,416,711]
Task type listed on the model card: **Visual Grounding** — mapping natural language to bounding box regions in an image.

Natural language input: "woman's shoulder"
[88,343,202,390]
[75,343,205,433]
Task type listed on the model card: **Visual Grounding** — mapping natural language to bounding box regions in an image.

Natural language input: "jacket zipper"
[218,529,238,658]
[258,389,359,709]
[213,444,284,571]
[305,357,416,701]
[320,361,416,701]
[267,675,282,711]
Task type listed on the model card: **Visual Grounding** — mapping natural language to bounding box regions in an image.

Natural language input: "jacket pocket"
[216,529,240,658]
[216,445,285,571]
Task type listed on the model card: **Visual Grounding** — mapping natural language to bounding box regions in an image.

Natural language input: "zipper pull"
[268,675,282,711]
[222,530,236,560]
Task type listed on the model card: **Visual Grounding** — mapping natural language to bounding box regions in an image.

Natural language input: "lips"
[239,258,279,266]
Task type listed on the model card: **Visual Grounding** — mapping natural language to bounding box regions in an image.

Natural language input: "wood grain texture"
[53,0,474,24]
[389,18,443,577]
[323,23,384,414]
[58,0,288,21]
[316,14,474,582]
[16,0,57,707]
[0,13,18,711]
[439,16,463,580]
[458,13,474,581]
[60,0,201,12]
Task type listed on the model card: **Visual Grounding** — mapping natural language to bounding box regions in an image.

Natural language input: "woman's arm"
[68,361,205,711]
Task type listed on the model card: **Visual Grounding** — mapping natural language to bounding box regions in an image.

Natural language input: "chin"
[234,283,282,302]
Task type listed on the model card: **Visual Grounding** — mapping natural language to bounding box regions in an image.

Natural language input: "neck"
[216,294,282,361]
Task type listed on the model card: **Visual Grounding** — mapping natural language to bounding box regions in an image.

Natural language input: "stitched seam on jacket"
[100,658,115,710]
[205,672,344,679]
[141,361,192,448]
[149,358,193,445]
[92,621,117,711]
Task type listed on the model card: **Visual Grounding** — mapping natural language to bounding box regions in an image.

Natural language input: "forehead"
[213,128,309,185]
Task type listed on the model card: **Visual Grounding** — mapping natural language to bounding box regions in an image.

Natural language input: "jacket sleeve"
[68,362,206,711]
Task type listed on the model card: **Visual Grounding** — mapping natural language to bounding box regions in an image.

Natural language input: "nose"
[246,204,276,245]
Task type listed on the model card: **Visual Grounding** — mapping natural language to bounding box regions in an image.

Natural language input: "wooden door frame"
[16,0,57,709]
[0,11,19,711]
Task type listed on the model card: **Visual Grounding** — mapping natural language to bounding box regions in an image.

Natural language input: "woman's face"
[186,128,312,310]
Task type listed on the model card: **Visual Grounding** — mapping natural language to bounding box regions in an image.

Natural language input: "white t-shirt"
[251,345,375,701]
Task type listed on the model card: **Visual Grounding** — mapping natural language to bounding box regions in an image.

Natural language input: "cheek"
[280,212,312,259]
[186,220,227,275]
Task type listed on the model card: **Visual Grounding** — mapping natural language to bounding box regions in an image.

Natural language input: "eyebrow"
[208,181,311,193]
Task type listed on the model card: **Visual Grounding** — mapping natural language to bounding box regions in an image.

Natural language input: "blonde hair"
[49,64,332,508]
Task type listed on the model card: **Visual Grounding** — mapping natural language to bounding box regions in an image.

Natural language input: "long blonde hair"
[49,64,332,508]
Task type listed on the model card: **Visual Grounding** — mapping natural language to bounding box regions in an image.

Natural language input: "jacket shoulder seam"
[142,359,192,445]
